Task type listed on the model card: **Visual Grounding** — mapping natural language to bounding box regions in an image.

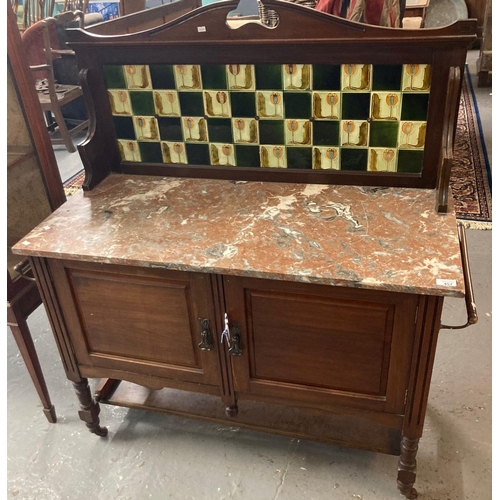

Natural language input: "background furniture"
[7,5,67,423]
[22,10,89,153]
[476,0,491,87]
[13,2,478,497]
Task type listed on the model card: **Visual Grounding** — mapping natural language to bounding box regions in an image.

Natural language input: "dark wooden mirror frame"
[66,0,477,212]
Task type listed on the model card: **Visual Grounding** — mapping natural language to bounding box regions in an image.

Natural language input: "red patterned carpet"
[450,70,492,229]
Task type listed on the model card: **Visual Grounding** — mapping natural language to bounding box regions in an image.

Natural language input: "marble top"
[12,174,465,297]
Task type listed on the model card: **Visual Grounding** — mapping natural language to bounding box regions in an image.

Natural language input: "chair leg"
[8,315,57,423]
[52,106,76,153]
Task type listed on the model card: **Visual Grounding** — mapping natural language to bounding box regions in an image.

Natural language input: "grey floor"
[7,51,492,499]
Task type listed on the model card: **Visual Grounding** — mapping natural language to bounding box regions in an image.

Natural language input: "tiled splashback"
[104,63,431,172]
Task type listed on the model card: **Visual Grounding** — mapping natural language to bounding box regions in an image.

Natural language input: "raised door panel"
[224,276,418,413]
[49,260,222,388]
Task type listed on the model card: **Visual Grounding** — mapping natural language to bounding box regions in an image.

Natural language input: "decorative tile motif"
[104,63,431,172]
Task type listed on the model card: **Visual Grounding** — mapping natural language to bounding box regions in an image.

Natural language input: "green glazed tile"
[340,148,368,171]
[201,65,228,90]
[312,65,341,91]
[230,92,256,118]
[259,120,285,145]
[397,150,424,173]
[312,120,339,146]
[130,91,155,116]
[149,65,176,89]
[186,143,210,165]
[369,121,399,148]
[287,147,312,169]
[284,92,312,119]
[207,118,233,143]
[255,65,283,90]
[138,142,163,163]
[113,116,136,139]
[235,145,260,167]
[158,117,183,141]
[104,66,126,89]
[179,92,205,117]
[401,93,429,121]
[341,93,371,120]
[372,65,403,91]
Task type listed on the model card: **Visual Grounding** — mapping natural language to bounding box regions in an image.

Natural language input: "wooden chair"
[23,11,89,153]
[8,4,67,423]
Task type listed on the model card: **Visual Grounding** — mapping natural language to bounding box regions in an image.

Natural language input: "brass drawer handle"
[198,318,214,351]
[441,221,478,330]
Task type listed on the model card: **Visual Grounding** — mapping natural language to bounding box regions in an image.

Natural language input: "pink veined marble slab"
[12,174,465,297]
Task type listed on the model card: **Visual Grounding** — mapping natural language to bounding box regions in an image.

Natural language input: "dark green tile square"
[207,118,233,143]
[341,93,371,120]
[103,66,126,89]
[312,121,339,146]
[149,65,176,89]
[259,120,285,145]
[255,65,282,90]
[287,147,312,169]
[284,93,312,119]
[369,122,399,147]
[201,65,227,90]
[235,145,260,167]
[340,149,368,171]
[372,65,403,91]
[138,142,163,163]
[312,65,341,91]
[158,117,183,141]
[186,143,210,165]
[129,91,155,116]
[397,150,424,173]
[179,92,205,116]
[230,92,256,118]
[401,93,429,121]
[113,116,135,139]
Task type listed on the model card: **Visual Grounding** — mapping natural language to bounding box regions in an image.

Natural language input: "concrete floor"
[7,51,492,499]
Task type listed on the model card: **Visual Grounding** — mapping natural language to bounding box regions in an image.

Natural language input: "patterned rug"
[451,67,492,229]
[63,73,492,229]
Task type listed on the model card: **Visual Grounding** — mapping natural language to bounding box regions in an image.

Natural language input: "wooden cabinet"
[48,261,222,389]
[225,275,417,414]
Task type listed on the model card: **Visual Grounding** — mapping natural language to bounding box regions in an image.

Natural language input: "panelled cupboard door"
[224,276,419,413]
[48,260,222,387]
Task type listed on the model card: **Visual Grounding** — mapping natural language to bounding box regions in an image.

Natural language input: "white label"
[22,241,30,246]
[197,26,206,32]
[436,279,457,287]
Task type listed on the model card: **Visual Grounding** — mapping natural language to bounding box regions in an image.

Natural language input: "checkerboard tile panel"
[104,63,431,173]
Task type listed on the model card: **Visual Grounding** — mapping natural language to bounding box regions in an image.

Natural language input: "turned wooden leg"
[72,379,108,437]
[397,436,419,499]
[225,405,238,417]
[8,318,57,423]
